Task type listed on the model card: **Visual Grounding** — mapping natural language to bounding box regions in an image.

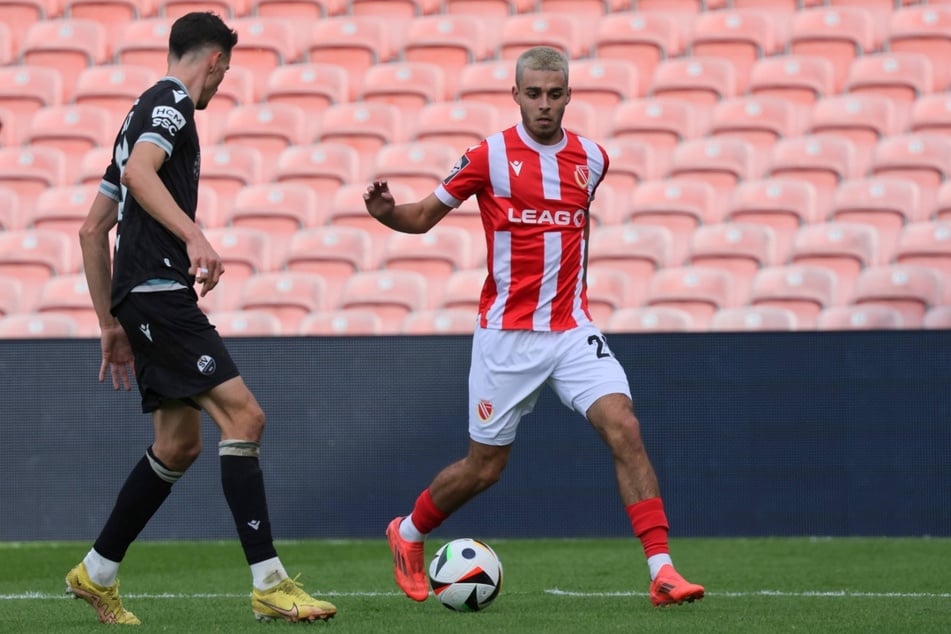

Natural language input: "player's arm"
[121,141,222,294]
[364,180,453,234]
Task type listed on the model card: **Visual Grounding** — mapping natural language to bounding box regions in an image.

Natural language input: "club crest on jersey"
[152,105,186,136]
[477,399,494,422]
[573,165,590,189]
[197,354,217,375]
[443,154,470,184]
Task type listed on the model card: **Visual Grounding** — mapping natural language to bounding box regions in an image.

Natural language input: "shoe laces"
[280,574,312,600]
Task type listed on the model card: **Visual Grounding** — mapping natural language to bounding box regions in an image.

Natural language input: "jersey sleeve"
[98,152,121,202]
[136,85,195,159]
[434,141,489,208]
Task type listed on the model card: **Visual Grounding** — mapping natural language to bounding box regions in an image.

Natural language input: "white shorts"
[467,324,632,446]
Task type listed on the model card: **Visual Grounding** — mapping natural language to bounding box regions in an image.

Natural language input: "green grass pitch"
[2,538,950,633]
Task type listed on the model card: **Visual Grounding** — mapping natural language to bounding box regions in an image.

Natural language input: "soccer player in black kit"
[67,12,336,624]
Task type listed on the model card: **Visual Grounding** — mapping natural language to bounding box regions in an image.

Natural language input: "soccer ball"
[428,538,503,612]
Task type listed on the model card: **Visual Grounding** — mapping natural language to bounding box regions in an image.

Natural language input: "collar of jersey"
[515,122,568,154]
[159,75,189,94]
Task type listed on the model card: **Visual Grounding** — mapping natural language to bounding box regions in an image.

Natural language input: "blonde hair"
[515,46,569,86]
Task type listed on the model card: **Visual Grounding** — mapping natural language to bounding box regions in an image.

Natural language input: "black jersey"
[98,76,201,312]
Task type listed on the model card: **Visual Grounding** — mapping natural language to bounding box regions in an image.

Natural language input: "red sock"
[626,497,670,558]
[410,488,449,535]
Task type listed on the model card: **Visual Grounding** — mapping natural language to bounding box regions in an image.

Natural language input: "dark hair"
[168,12,238,60]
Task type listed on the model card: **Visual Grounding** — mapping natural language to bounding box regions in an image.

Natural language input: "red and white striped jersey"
[434,123,609,331]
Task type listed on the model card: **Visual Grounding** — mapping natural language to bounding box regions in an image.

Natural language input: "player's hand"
[364,180,396,220]
[187,235,224,297]
[98,323,134,391]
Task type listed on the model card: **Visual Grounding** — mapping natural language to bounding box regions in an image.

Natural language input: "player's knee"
[154,438,202,471]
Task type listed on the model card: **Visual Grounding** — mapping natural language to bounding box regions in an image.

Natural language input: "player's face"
[513,68,571,145]
[196,51,230,111]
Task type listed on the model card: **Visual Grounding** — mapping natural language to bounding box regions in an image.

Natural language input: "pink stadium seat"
[600,139,664,192]
[816,304,905,330]
[24,104,113,177]
[843,52,935,105]
[665,137,759,197]
[302,16,395,100]
[439,268,484,313]
[588,224,672,299]
[609,98,704,150]
[273,143,360,200]
[444,0,536,17]
[869,134,951,192]
[887,4,951,91]
[0,229,78,308]
[237,271,328,332]
[0,0,58,53]
[381,225,476,280]
[687,9,784,93]
[766,136,858,203]
[644,266,735,330]
[208,310,282,336]
[33,272,98,336]
[726,179,821,263]
[350,0,441,18]
[923,305,951,330]
[0,146,67,214]
[199,144,263,217]
[593,12,685,97]
[935,182,951,223]
[401,15,492,98]
[539,0,631,14]
[0,275,24,316]
[338,270,429,333]
[282,226,374,307]
[0,187,20,231]
[708,96,804,156]
[748,54,835,106]
[325,182,416,255]
[412,101,499,151]
[77,146,113,186]
[230,17,301,97]
[194,187,223,230]
[297,309,383,335]
[64,0,155,36]
[20,19,109,101]
[0,21,14,67]
[893,221,951,276]
[789,222,878,304]
[0,65,63,126]
[73,64,158,120]
[710,306,799,332]
[585,265,637,324]
[315,102,403,175]
[456,60,517,111]
[204,227,274,283]
[157,0,250,19]
[908,93,951,139]
[369,142,458,199]
[624,178,719,266]
[604,306,694,333]
[253,0,348,19]
[850,265,942,327]
[634,0,707,13]
[227,183,324,237]
[28,184,98,235]
[648,57,738,105]
[401,308,477,335]
[497,12,591,61]
[358,61,448,117]
[807,95,902,161]
[0,313,80,338]
[263,63,348,113]
[219,103,310,172]
[113,17,171,69]
[568,58,640,117]
[687,223,776,305]
[748,265,838,329]
[789,6,878,92]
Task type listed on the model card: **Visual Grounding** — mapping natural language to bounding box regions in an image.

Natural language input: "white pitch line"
[1,591,405,601]
[545,589,951,599]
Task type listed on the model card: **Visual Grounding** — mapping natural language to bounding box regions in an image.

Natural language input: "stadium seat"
[325,182,416,255]
[230,17,301,96]
[747,54,836,106]
[236,271,328,332]
[0,229,78,308]
[401,308,477,335]
[789,222,878,304]
[226,183,324,237]
[439,268,485,313]
[588,225,671,301]
[561,100,602,139]
[157,0,250,19]
[253,0,347,19]
[687,223,776,305]
[789,6,878,92]
[219,103,309,173]
[64,0,155,36]
[113,17,172,69]
[887,5,951,92]
[337,270,429,333]
[77,146,113,186]
[850,265,942,327]
[0,21,14,67]
[829,178,926,264]
[634,0,707,13]
[380,225,476,281]
[869,134,951,192]
[297,309,383,335]
[24,104,113,177]
[710,306,799,332]
[608,98,704,150]
[687,9,784,93]
[0,0,57,53]
[199,144,264,217]
[456,60,518,111]
[20,19,109,102]
[412,101,499,151]
[0,275,24,316]
[892,221,951,276]
[0,65,63,126]
[204,227,274,283]
[263,63,348,113]
[0,313,80,338]
[73,64,158,120]
[349,0,440,17]
[0,146,67,214]
[766,136,857,203]
[208,309,282,336]
[497,12,591,61]
[624,179,719,266]
[302,16,395,100]
[315,102,403,176]
[272,142,360,200]
[369,141,457,199]
[27,184,97,235]
[603,306,694,333]
[726,179,821,263]
[401,15,492,99]
[665,137,759,197]
[843,52,935,105]
[568,58,640,118]
[358,61,448,117]
[584,265,636,325]
[648,57,738,105]
[281,226,374,307]
[33,272,98,336]
[593,12,684,97]
[443,0,535,17]
[807,95,901,162]
[923,305,951,330]
[196,276,259,321]
[0,187,20,231]
[748,265,838,329]
[935,182,951,223]
[816,304,905,331]
[908,93,951,139]
[708,96,804,156]
[644,266,734,330]
[194,187,223,230]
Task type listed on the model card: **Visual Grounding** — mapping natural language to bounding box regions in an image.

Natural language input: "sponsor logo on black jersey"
[152,105,186,136]
[197,354,217,375]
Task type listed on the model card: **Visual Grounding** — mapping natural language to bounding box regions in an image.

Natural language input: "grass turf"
[1,538,950,633]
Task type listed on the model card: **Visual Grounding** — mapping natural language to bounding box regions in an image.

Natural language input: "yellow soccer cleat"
[251,574,337,623]
[65,562,141,625]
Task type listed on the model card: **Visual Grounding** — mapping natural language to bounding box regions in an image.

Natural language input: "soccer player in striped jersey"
[366,46,705,607]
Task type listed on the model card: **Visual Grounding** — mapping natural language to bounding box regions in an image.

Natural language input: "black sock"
[220,441,278,565]
[93,447,179,562]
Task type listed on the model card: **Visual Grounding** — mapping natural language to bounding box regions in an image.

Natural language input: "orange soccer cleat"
[386,516,430,602]
[649,564,705,607]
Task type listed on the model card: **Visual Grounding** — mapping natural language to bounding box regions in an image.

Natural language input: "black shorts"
[114,289,240,413]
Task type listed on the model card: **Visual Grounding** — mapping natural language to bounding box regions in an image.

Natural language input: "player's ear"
[511,84,519,104]
[565,86,571,104]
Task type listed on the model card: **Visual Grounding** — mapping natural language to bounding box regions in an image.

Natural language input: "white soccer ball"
[428,538,503,612]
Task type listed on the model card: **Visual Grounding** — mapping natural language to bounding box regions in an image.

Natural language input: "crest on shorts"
[573,165,590,189]
[476,399,494,422]
[197,354,217,375]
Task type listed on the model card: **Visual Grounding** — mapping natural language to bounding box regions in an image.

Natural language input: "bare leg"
[428,440,513,514]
